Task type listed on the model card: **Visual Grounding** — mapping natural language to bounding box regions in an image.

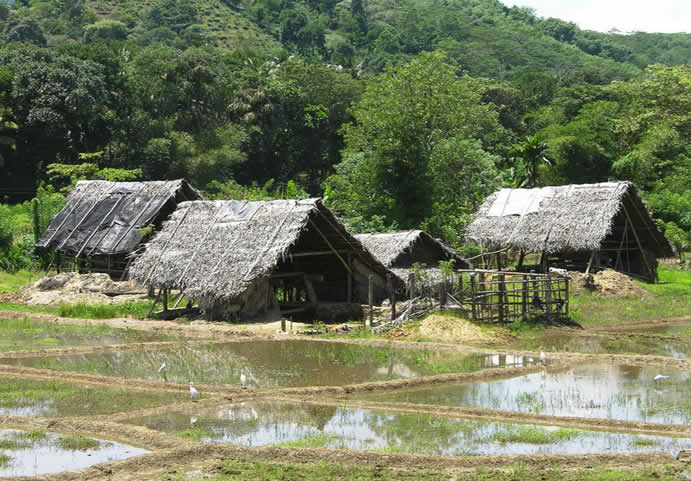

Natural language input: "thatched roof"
[355,230,467,268]
[37,179,202,256]
[128,199,401,305]
[465,182,674,257]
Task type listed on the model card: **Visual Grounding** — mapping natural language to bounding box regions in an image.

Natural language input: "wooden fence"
[402,269,569,323]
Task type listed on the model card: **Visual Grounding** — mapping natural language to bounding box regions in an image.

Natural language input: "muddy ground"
[0,312,689,480]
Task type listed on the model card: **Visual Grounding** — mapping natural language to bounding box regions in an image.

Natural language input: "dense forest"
[0,0,689,270]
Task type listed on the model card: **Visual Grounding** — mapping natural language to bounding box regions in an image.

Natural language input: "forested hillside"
[0,0,689,270]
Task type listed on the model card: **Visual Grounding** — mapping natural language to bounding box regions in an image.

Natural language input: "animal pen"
[400,269,569,324]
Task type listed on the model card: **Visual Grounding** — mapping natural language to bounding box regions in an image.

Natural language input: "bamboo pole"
[470,274,477,321]
[368,275,374,327]
[497,273,505,323]
[621,203,654,282]
[545,276,552,321]
[521,274,528,321]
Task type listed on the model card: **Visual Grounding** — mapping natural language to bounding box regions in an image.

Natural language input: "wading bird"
[158,360,167,373]
[540,351,546,364]
[189,382,199,400]
[240,372,247,389]
[654,374,670,382]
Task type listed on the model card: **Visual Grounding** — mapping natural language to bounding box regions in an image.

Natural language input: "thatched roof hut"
[465,182,674,281]
[37,180,202,277]
[129,199,403,321]
[355,230,468,288]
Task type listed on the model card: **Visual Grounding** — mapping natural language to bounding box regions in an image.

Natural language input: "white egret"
[540,351,546,364]
[190,417,198,426]
[654,374,670,382]
[240,372,247,389]
[158,361,167,373]
[189,382,199,400]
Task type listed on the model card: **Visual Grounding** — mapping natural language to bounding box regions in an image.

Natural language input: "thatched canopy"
[465,182,674,257]
[355,230,466,269]
[37,180,202,257]
[128,199,402,309]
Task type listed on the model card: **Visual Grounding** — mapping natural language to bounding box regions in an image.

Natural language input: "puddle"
[361,364,691,425]
[0,341,538,388]
[0,429,149,476]
[0,376,186,417]
[125,401,691,456]
[0,318,179,352]
[522,331,690,359]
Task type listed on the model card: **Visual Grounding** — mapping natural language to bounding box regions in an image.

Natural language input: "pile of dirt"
[570,269,648,298]
[0,290,28,304]
[23,272,147,305]
[390,314,516,346]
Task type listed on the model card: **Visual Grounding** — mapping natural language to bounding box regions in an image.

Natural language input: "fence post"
[408,273,416,299]
[545,275,552,321]
[470,273,477,321]
[368,275,374,327]
[521,274,528,321]
[564,278,569,318]
[497,273,505,323]
[439,279,447,308]
[162,288,168,312]
[387,274,396,320]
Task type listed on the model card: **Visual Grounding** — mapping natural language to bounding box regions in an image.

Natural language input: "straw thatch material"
[37,179,202,256]
[465,182,674,257]
[128,199,401,313]
[355,230,467,268]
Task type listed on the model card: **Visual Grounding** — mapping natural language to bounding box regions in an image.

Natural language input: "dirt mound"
[23,272,146,305]
[570,269,648,298]
[0,290,28,303]
[411,314,515,346]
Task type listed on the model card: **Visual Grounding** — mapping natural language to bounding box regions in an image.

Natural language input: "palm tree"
[509,133,552,188]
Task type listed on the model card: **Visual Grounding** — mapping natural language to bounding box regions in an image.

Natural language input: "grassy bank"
[162,459,686,481]
[0,301,151,320]
[570,265,690,326]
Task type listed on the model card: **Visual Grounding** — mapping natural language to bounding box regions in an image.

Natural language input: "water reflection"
[363,364,691,424]
[0,341,539,388]
[126,401,691,456]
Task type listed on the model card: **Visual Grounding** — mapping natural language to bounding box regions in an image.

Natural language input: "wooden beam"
[621,203,654,281]
[347,253,352,303]
[308,218,352,274]
[585,251,597,274]
[290,250,350,257]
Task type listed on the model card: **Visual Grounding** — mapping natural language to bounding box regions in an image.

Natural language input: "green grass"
[493,427,581,444]
[0,303,59,314]
[174,427,216,441]
[57,435,101,451]
[0,453,10,468]
[0,270,41,292]
[57,301,151,319]
[631,437,657,447]
[0,376,186,417]
[158,460,687,481]
[570,266,690,326]
[274,433,340,448]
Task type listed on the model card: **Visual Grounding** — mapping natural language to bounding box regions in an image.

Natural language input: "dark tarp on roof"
[37,179,202,257]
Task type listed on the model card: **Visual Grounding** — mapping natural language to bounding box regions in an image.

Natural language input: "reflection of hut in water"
[465,182,674,282]
[355,230,469,292]
[37,180,202,279]
[129,199,403,322]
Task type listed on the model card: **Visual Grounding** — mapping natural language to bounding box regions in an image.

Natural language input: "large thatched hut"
[355,230,468,289]
[128,199,403,321]
[37,179,202,278]
[465,182,674,281]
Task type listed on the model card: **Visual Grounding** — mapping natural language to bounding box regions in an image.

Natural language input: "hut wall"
[352,257,390,303]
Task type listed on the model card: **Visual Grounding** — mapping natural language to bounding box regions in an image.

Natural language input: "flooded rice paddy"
[0,317,179,352]
[125,400,691,456]
[0,429,149,476]
[0,341,539,388]
[361,364,691,425]
[516,330,690,358]
[0,376,187,417]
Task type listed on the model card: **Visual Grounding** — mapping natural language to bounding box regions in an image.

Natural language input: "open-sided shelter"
[355,230,468,288]
[465,182,674,281]
[37,179,202,278]
[128,198,403,321]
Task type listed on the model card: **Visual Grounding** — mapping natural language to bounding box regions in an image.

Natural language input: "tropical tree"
[508,133,552,187]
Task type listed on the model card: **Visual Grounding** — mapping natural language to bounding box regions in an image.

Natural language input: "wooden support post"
[146,289,162,318]
[439,279,447,308]
[497,274,505,323]
[521,273,528,321]
[585,251,597,274]
[564,278,569,317]
[390,276,397,320]
[368,275,374,327]
[517,250,525,270]
[495,253,502,270]
[162,288,168,312]
[408,273,416,299]
[281,318,286,332]
[346,253,352,303]
[621,204,655,282]
[545,276,552,321]
[173,290,186,309]
[458,273,463,292]
[56,251,61,273]
[470,273,477,321]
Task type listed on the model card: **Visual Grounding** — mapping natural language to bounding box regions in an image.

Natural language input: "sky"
[499,0,691,34]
